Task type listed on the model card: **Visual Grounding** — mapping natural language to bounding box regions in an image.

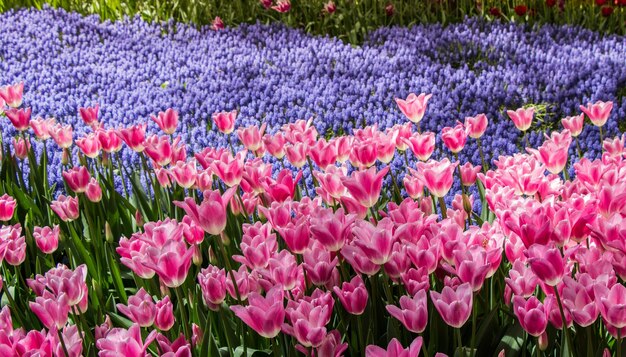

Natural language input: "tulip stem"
[477,138,488,172]
[175,287,193,348]
[470,300,477,357]
[575,137,583,159]
[599,126,604,151]
[57,328,71,357]
[456,328,463,354]
[553,288,572,357]
[437,197,447,219]
[618,329,622,357]
[272,337,281,357]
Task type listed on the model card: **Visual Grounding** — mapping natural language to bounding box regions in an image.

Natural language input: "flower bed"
[0,8,626,357]
[0,8,625,196]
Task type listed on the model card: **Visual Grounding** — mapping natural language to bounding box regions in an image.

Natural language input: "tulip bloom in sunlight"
[395,93,432,124]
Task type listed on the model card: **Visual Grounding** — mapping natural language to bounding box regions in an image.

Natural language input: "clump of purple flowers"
[0,7,623,194]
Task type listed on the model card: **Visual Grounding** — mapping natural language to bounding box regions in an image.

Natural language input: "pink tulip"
[395,92,432,124]
[272,0,291,12]
[283,290,334,348]
[85,178,102,203]
[561,278,598,327]
[262,169,302,202]
[277,217,310,253]
[430,282,473,328]
[144,135,172,166]
[96,323,158,356]
[94,129,120,154]
[334,136,353,162]
[198,265,227,310]
[174,188,236,235]
[143,239,194,288]
[33,225,60,254]
[260,0,272,9]
[603,135,625,159]
[303,241,338,287]
[310,139,338,169]
[12,137,30,160]
[169,159,197,189]
[341,166,389,208]
[117,288,156,327]
[441,123,467,153]
[5,108,31,131]
[212,16,225,31]
[233,222,277,270]
[561,114,584,137]
[213,110,237,134]
[0,194,16,221]
[314,166,347,203]
[0,82,24,108]
[211,150,246,187]
[154,296,175,331]
[263,133,286,159]
[151,108,179,135]
[30,117,55,140]
[505,261,539,298]
[267,250,300,291]
[350,139,378,168]
[285,142,308,168]
[352,218,396,265]
[507,107,534,131]
[388,122,412,151]
[401,268,430,296]
[62,166,91,193]
[376,134,397,164]
[3,224,26,266]
[513,296,548,337]
[525,244,565,286]
[27,264,89,312]
[404,132,436,161]
[117,124,147,152]
[454,246,491,292]
[334,276,368,315]
[415,158,458,198]
[237,123,266,152]
[225,265,259,301]
[231,286,285,338]
[365,337,423,357]
[386,290,428,333]
[79,104,99,126]
[323,1,337,14]
[596,283,626,328]
[310,207,356,252]
[75,133,102,158]
[49,124,74,149]
[51,195,79,222]
[30,292,71,330]
[580,100,613,127]
[459,162,481,186]
[464,114,488,139]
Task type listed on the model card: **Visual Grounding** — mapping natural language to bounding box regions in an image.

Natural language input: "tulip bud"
[208,246,217,264]
[135,210,144,228]
[193,245,203,266]
[192,323,202,345]
[220,232,231,246]
[462,194,472,214]
[538,332,549,351]
[93,278,104,304]
[61,148,69,165]
[105,222,114,243]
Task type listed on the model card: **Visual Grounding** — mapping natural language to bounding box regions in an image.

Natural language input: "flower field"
[0,7,625,357]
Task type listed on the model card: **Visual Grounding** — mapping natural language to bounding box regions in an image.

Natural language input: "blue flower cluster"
[0,8,624,196]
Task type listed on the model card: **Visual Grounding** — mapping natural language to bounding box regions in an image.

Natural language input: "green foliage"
[1,0,625,44]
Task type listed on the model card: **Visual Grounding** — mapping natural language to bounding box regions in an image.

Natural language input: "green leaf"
[495,323,525,357]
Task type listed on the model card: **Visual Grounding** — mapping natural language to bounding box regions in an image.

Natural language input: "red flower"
[601,5,613,16]
[545,0,556,7]
[596,0,607,6]
[489,7,503,17]
[385,3,395,16]
[514,5,528,16]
